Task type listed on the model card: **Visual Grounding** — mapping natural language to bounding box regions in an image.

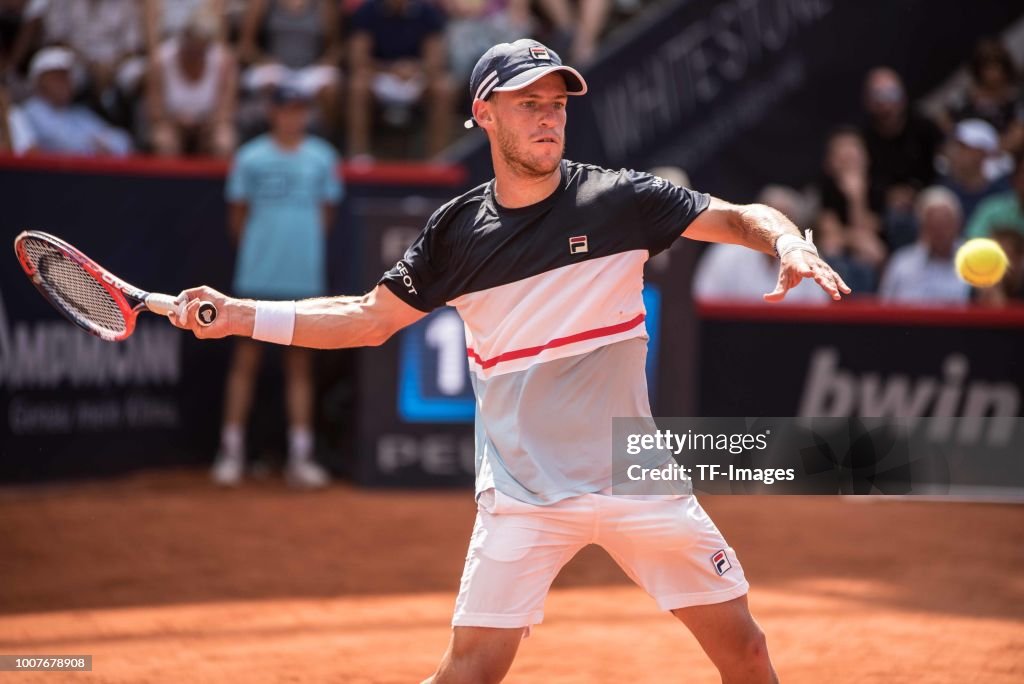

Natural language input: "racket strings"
[21,238,127,335]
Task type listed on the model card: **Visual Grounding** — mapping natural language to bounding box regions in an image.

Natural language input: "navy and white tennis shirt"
[380,160,709,504]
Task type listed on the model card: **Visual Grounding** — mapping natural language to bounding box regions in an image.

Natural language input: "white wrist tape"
[252,300,296,346]
[776,230,819,259]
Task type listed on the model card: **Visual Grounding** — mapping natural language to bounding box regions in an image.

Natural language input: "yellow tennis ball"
[955,238,1009,288]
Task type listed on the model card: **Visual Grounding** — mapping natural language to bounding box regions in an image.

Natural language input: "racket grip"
[146,294,217,327]
[195,301,217,327]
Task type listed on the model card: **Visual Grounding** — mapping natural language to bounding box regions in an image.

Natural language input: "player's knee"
[432,628,521,684]
[743,626,769,664]
[727,625,771,675]
[437,653,509,684]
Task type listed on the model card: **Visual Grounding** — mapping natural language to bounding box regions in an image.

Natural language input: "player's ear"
[473,99,493,127]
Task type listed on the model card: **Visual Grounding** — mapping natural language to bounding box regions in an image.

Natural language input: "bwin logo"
[798,348,1019,446]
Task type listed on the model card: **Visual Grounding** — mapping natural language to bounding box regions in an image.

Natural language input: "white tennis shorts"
[452,489,749,629]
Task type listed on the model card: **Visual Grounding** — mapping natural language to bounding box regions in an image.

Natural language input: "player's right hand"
[169,285,252,340]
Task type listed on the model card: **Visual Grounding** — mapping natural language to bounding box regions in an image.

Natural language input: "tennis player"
[172,39,848,684]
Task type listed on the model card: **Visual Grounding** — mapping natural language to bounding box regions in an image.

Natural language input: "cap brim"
[491,65,588,96]
[30,61,73,82]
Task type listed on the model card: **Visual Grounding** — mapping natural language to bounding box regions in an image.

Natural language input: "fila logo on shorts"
[569,235,588,254]
[711,549,732,576]
[530,46,550,60]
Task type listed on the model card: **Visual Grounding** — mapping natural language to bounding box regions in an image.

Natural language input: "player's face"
[270,103,310,138]
[920,205,960,254]
[489,74,568,177]
[37,70,73,107]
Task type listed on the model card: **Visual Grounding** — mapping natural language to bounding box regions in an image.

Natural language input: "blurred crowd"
[1,4,1021,306]
[695,38,1024,308]
[0,0,635,162]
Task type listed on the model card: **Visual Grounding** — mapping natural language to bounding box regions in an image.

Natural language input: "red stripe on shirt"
[466,313,646,370]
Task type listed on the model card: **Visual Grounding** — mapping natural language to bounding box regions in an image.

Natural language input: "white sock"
[220,424,245,460]
[288,427,314,463]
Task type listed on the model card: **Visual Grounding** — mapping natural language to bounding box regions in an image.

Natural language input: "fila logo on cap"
[530,46,550,61]
[711,549,732,576]
[569,235,588,254]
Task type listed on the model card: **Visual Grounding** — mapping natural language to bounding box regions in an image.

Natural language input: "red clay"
[0,470,1021,683]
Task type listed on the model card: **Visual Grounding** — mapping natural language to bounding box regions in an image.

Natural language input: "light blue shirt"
[226,134,343,299]
[20,96,132,156]
[879,242,971,304]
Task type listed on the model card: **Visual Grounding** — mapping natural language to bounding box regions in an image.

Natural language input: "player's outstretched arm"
[168,284,427,348]
[685,196,852,302]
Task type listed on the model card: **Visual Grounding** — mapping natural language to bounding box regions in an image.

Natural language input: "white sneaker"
[211,452,244,487]
[285,458,331,490]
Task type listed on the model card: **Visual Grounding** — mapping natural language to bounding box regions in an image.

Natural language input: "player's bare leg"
[671,595,778,683]
[283,347,329,488]
[346,67,373,159]
[426,73,455,158]
[422,626,524,684]
[224,339,263,427]
[212,338,264,486]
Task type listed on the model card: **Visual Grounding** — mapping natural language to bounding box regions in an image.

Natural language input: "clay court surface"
[0,471,1021,683]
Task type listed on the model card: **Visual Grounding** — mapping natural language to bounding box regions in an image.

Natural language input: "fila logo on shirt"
[530,46,550,61]
[711,549,732,576]
[569,235,588,255]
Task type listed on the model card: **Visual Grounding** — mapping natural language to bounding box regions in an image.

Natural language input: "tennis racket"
[14,230,216,342]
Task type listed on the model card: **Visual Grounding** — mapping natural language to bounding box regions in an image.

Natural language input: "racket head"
[14,230,144,342]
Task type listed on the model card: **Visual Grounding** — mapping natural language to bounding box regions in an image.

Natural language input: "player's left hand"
[764,250,851,302]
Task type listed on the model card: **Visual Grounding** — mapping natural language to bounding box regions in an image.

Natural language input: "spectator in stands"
[443,0,531,83]
[239,0,342,136]
[13,0,146,118]
[0,0,25,75]
[144,0,226,53]
[975,229,1024,307]
[213,83,342,489]
[20,47,132,155]
[967,152,1024,239]
[0,78,34,153]
[347,0,453,161]
[535,0,611,65]
[694,185,830,304]
[940,38,1023,149]
[940,119,1010,222]
[222,0,248,41]
[860,66,942,251]
[146,8,237,157]
[879,187,969,304]
[815,126,886,292]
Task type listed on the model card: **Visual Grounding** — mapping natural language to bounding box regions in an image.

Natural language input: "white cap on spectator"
[954,118,999,153]
[29,47,75,83]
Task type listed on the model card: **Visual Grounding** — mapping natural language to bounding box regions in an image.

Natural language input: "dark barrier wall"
[698,302,1024,418]
[0,156,701,485]
[455,0,1024,200]
[0,156,464,482]
[4,158,1023,487]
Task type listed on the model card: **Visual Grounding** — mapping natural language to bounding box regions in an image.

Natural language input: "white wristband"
[775,230,819,259]
[252,300,296,345]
